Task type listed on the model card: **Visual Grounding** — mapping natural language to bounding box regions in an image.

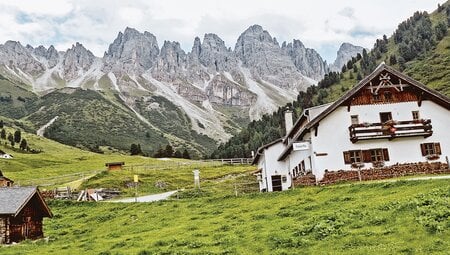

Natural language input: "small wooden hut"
[0,187,52,244]
[0,171,13,187]
[105,162,125,171]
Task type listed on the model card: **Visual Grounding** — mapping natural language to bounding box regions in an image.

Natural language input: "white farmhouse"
[253,63,450,192]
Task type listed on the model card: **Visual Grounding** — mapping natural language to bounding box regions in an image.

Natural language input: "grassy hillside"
[0,125,186,184]
[0,179,448,254]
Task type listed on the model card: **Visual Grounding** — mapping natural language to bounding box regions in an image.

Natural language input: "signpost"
[193,169,200,189]
[293,142,309,151]
[134,175,138,202]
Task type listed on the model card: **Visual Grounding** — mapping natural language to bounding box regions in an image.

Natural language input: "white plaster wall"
[310,100,449,180]
[258,142,290,191]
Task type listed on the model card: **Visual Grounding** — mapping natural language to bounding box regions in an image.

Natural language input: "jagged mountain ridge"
[0,24,363,154]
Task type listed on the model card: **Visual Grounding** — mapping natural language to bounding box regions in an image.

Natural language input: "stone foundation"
[294,162,449,186]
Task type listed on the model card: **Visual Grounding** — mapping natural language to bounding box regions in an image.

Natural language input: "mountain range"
[0,25,363,156]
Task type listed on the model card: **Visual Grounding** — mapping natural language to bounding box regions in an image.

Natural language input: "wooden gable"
[345,70,422,106]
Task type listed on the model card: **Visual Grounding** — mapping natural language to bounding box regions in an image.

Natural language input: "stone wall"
[294,162,449,186]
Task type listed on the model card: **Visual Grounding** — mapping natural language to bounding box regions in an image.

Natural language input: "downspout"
[263,150,269,191]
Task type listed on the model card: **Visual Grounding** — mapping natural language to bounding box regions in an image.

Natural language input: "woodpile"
[294,162,449,186]
[293,174,317,186]
[320,162,449,185]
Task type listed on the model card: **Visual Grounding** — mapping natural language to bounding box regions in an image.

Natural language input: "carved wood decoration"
[352,71,419,105]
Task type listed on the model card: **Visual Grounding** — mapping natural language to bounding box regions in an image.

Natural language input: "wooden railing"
[349,119,432,143]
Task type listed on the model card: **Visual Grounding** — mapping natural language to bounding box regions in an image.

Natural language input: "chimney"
[284,109,293,135]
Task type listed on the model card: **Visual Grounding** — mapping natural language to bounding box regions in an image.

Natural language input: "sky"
[0,0,444,63]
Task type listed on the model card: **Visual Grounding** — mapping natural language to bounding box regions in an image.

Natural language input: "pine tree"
[389,54,397,65]
[130,143,142,155]
[182,149,191,159]
[14,130,21,143]
[0,129,5,140]
[174,150,182,158]
[165,144,174,157]
[0,120,3,128]
[20,139,27,150]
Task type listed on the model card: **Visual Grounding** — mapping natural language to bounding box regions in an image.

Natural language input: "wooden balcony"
[349,119,432,143]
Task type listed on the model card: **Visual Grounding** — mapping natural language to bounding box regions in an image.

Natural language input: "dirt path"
[108,190,178,203]
[37,116,59,136]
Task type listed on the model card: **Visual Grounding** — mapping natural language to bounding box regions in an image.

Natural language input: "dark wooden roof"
[278,63,450,161]
[0,186,52,217]
[251,138,283,165]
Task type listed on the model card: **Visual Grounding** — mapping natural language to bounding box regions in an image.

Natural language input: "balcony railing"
[349,119,432,143]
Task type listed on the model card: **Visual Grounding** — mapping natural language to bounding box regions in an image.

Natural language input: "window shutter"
[363,150,372,163]
[343,151,351,164]
[434,143,441,155]
[383,148,390,161]
[420,144,426,156]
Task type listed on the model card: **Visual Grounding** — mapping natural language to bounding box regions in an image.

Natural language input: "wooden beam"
[418,92,424,107]
[314,124,319,137]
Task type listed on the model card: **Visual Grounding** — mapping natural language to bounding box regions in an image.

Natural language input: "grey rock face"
[282,40,328,81]
[103,27,159,74]
[152,40,187,80]
[30,45,60,68]
[198,33,235,72]
[331,42,364,72]
[62,42,95,80]
[234,25,309,90]
[0,41,45,76]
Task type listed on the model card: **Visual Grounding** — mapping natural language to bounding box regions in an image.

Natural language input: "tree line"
[0,120,35,152]
[130,142,191,159]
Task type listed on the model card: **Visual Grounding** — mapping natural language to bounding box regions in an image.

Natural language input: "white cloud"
[0,0,444,62]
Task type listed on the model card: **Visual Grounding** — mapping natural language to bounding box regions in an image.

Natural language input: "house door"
[379,112,392,123]
[271,175,282,191]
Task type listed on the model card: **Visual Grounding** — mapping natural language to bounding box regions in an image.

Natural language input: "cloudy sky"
[0,0,444,63]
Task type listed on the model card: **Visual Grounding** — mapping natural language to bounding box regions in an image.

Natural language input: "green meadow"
[0,180,448,255]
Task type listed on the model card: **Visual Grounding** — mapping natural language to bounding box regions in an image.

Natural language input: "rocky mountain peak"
[152,41,187,80]
[331,42,365,71]
[103,27,160,74]
[62,42,95,80]
[199,33,233,72]
[0,40,45,76]
[282,39,328,81]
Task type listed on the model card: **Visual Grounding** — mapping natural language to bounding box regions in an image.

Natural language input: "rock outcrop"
[330,42,365,72]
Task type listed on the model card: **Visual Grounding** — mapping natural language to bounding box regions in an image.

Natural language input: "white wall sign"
[293,142,309,151]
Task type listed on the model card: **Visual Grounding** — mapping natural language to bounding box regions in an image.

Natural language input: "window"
[350,150,362,163]
[412,111,420,120]
[345,148,390,165]
[370,149,383,162]
[420,143,441,156]
[351,115,359,125]
[380,112,392,123]
[343,150,362,164]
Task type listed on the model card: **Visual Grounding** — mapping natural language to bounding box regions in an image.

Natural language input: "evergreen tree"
[20,139,27,150]
[349,72,354,79]
[0,120,3,128]
[165,144,174,157]
[0,129,5,140]
[130,143,143,155]
[398,56,406,71]
[174,150,182,158]
[389,54,397,65]
[7,133,13,143]
[14,130,21,143]
[182,149,191,159]
[341,65,347,73]
[153,146,165,158]
[356,72,362,81]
